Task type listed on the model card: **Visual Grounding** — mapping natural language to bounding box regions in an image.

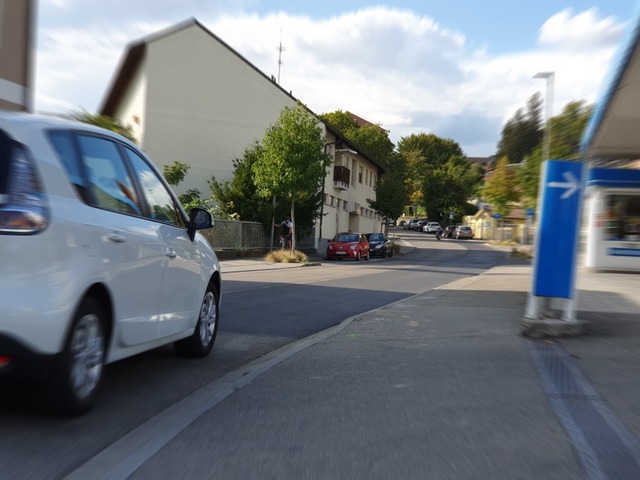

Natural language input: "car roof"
[0,111,135,146]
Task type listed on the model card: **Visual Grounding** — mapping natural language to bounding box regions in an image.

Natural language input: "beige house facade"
[100,18,299,196]
[317,126,385,251]
[100,18,385,251]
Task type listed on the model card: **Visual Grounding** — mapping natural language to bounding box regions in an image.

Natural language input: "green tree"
[397,133,464,169]
[496,93,543,164]
[368,152,408,223]
[209,143,270,222]
[71,110,136,143]
[421,156,483,223]
[252,102,331,250]
[549,100,593,160]
[517,101,593,209]
[483,156,520,217]
[320,110,359,137]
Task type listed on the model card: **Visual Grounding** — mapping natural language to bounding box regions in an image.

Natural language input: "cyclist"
[276,216,293,249]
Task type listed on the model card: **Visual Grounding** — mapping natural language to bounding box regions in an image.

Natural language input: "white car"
[423,222,441,233]
[0,112,221,414]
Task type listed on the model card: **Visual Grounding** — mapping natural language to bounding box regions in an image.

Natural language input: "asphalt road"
[0,232,514,480]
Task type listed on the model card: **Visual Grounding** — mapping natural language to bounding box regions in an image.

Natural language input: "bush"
[264,250,309,264]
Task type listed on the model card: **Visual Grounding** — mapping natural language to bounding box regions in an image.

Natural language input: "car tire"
[175,282,219,358]
[45,296,106,415]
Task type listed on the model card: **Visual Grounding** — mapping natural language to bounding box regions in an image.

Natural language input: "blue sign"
[533,160,585,298]
[526,208,535,217]
[494,213,501,219]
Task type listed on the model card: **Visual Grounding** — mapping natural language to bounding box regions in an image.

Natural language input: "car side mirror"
[187,207,214,241]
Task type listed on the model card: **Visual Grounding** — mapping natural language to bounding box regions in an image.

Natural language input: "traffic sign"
[532,160,585,298]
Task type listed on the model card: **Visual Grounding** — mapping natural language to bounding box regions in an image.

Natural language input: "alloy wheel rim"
[70,313,104,399]
[199,291,217,345]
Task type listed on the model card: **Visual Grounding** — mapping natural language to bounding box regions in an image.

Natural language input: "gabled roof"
[99,18,384,173]
[100,17,297,116]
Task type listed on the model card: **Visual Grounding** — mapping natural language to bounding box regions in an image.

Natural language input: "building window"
[359,166,363,184]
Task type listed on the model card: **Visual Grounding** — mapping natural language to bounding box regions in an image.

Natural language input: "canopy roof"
[582,10,640,160]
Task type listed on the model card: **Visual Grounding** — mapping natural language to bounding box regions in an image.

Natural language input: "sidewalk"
[77,244,640,479]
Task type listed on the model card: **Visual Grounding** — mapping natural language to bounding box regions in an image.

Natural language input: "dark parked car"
[365,233,394,258]
[443,225,457,238]
[412,220,427,231]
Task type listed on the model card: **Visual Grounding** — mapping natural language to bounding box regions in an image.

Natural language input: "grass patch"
[264,249,309,264]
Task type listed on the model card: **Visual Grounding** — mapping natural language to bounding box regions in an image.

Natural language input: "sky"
[34,0,640,157]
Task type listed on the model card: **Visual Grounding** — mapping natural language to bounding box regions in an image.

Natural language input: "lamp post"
[533,71,554,161]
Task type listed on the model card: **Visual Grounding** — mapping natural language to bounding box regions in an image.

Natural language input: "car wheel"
[45,296,106,415]
[175,282,219,358]
[356,250,361,261]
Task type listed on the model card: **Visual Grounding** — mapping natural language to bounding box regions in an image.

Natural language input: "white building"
[100,18,385,250]
[100,18,299,196]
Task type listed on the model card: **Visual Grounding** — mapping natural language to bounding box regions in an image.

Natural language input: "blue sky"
[36,0,639,156]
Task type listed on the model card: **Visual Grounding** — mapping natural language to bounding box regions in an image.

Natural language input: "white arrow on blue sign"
[532,160,585,299]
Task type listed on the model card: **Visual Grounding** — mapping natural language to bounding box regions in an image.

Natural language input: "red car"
[326,232,370,261]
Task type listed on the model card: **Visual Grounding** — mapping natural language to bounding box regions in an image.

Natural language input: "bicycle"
[279,235,292,250]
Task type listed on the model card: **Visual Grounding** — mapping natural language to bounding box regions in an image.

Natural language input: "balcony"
[333,166,350,190]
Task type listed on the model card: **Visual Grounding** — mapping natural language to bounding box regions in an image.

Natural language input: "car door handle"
[107,232,126,243]
[165,248,177,259]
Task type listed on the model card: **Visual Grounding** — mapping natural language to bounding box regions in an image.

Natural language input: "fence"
[199,220,317,251]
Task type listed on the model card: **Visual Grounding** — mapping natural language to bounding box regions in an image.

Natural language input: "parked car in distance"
[455,225,475,239]
[326,232,370,260]
[365,233,394,258]
[423,222,441,233]
[403,219,419,230]
[0,112,222,415]
[412,220,428,231]
[443,225,457,238]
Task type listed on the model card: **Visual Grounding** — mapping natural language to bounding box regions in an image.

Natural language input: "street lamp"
[533,71,555,161]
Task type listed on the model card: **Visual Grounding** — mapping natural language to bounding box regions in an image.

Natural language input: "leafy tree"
[163,161,190,186]
[549,100,593,160]
[483,156,520,217]
[252,102,331,250]
[421,156,483,223]
[209,143,270,222]
[368,152,408,223]
[320,110,359,137]
[71,110,136,143]
[397,133,464,169]
[496,93,543,164]
[517,101,593,209]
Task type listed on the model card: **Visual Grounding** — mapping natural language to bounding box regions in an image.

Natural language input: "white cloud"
[34,5,627,156]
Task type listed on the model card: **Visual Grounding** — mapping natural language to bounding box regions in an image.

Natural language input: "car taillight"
[0,144,49,234]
